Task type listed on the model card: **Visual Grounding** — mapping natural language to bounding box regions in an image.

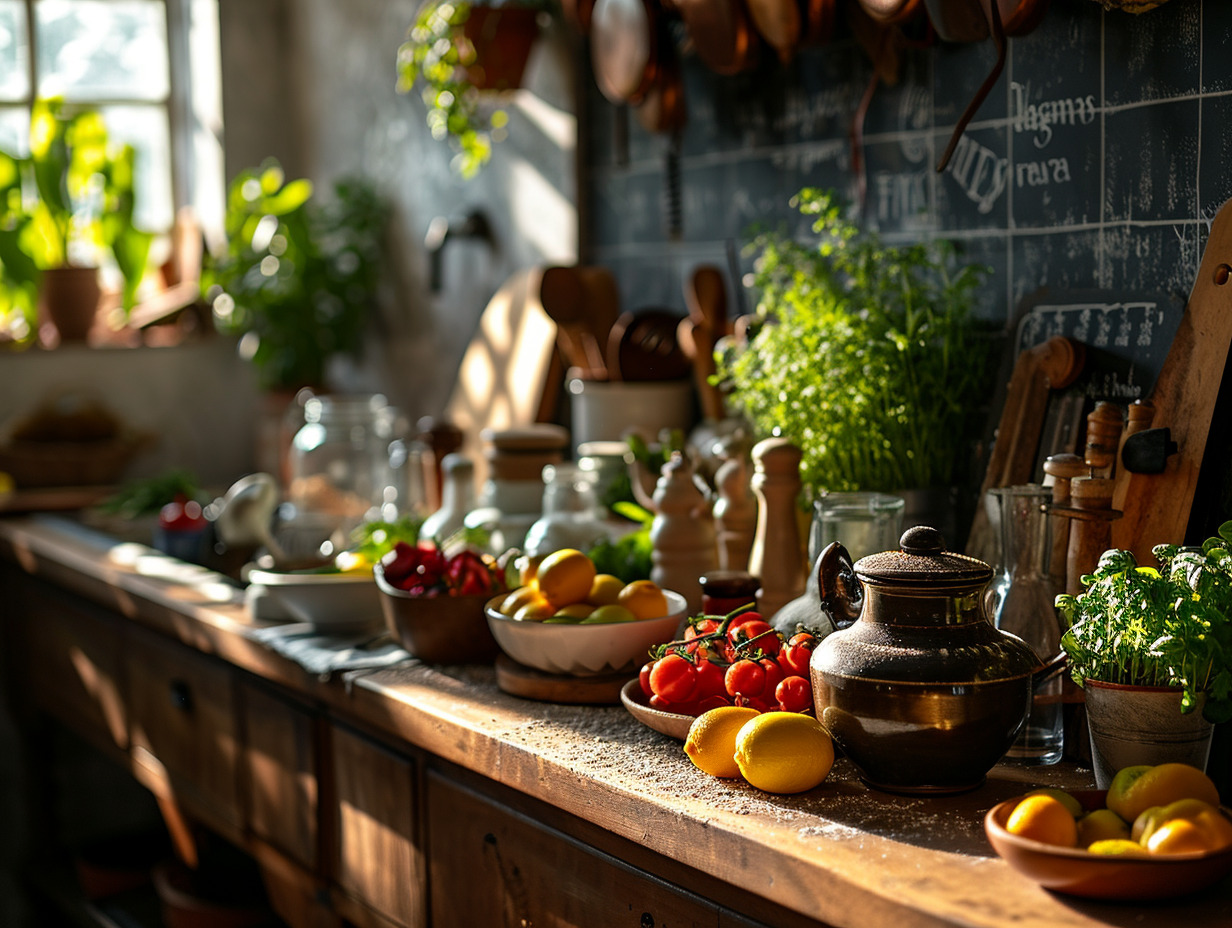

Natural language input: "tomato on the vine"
[694,658,727,700]
[776,675,813,712]
[639,660,655,698]
[726,619,782,659]
[778,631,817,677]
[648,652,699,704]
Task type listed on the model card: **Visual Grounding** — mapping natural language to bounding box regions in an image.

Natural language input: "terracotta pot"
[1083,679,1214,788]
[461,6,541,92]
[40,265,101,342]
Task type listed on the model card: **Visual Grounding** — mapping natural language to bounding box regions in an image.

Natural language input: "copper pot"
[809,525,1054,795]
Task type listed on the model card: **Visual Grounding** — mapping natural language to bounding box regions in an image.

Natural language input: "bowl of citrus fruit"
[984,762,1232,899]
[485,547,686,675]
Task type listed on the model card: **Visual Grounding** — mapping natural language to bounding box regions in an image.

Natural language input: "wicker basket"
[0,432,151,488]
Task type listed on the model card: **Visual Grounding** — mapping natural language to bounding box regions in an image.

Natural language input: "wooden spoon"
[540,266,607,376]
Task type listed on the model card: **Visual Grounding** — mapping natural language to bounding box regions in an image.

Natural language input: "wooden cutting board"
[494,654,632,705]
[1111,197,1232,560]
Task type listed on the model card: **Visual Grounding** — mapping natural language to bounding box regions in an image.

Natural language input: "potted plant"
[202,159,388,393]
[1055,528,1232,787]
[395,0,545,178]
[0,98,152,344]
[715,188,996,540]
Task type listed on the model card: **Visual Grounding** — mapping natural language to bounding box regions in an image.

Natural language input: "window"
[0,0,223,322]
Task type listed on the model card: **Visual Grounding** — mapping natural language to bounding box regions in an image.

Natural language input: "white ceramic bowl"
[485,590,687,676]
[247,567,383,633]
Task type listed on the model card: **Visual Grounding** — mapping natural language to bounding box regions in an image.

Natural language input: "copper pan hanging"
[591,0,661,105]
[675,0,761,75]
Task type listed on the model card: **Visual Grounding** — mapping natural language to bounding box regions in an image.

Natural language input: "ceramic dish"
[484,590,687,676]
[984,789,1232,900]
[246,567,383,633]
[374,562,500,663]
[619,678,695,740]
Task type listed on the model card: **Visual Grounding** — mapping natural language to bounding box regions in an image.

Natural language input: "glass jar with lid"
[285,394,398,553]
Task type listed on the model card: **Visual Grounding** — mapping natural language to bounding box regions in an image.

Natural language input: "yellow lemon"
[1106,763,1220,824]
[587,573,626,606]
[1005,794,1079,847]
[499,586,545,616]
[334,550,373,574]
[552,603,594,621]
[1087,839,1150,857]
[534,548,597,608]
[513,598,556,622]
[1077,808,1130,848]
[580,604,637,624]
[733,711,834,794]
[617,579,669,620]
[1026,787,1082,819]
[684,706,761,779]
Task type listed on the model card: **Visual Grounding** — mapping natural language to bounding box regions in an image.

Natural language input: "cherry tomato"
[639,661,655,698]
[727,619,782,658]
[159,496,206,532]
[733,694,772,713]
[649,653,699,704]
[779,637,816,677]
[758,656,785,694]
[694,658,727,700]
[695,694,733,714]
[776,675,813,712]
[724,659,766,700]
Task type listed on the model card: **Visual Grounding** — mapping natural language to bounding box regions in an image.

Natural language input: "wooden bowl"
[375,563,500,664]
[984,789,1232,900]
[619,678,696,741]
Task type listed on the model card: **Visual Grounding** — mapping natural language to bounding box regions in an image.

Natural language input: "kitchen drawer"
[9,571,127,753]
[328,722,423,928]
[240,679,320,870]
[125,622,241,829]
[426,769,722,928]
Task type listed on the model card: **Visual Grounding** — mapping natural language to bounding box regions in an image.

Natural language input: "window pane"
[101,104,173,231]
[37,0,169,101]
[0,0,29,101]
[0,105,27,154]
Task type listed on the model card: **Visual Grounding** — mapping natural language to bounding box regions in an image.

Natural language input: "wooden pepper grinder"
[712,445,757,573]
[748,438,807,620]
[1043,453,1087,591]
[1083,401,1125,478]
[644,451,718,614]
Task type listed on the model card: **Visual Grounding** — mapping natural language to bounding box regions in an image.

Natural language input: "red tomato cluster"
[639,611,818,716]
[380,541,504,598]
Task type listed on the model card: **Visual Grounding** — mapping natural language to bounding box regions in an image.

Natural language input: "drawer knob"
[169,679,193,712]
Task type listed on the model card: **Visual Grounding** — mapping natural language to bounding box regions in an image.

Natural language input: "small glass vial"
[700,570,760,617]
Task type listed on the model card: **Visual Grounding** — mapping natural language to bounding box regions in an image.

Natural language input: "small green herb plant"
[0,98,152,341]
[716,189,995,497]
[1055,525,1232,724]
[203,160,388,392]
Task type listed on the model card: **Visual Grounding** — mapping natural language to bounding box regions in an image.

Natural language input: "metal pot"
[809,525,1056,794]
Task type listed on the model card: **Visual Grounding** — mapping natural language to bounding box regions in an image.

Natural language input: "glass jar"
[808,491,905,563]
[522,462,611,557]
[286,394,398,550]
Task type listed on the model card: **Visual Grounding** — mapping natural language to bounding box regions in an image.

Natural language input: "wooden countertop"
[2,513,1229,928]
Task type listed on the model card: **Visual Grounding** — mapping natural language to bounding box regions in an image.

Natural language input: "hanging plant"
[395,0,544,178]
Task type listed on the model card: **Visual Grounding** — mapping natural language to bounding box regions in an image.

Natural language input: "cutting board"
[494,654,632,704]
[1111,198,1232,560]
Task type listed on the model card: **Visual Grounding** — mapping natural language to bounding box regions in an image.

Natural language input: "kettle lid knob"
[900,525,945,556]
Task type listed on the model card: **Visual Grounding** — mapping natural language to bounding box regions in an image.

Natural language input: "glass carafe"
[988,485,1064,766]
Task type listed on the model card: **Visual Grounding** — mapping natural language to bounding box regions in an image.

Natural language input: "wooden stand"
[493,654,631,704]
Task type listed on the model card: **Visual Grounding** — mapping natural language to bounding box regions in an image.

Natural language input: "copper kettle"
[809,525,1061,795]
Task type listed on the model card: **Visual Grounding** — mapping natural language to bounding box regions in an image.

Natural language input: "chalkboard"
[1013,288,1187,404]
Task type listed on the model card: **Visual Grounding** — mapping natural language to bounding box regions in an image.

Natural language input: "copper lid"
[854,525,993,586]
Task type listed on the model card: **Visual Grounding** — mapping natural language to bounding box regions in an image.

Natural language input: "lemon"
[534,548,596,608]
[1004,795,1079,847]
[617,579,669,620]
[499,586,545,616]
[1026,787,1082,819]
[733,711,834,794]
[587,573,625,606]
[684,706,761,778]
[334,550,373,574]
[580,604,637,624]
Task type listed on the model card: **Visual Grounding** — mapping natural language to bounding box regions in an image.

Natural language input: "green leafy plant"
[716,189,995,497]
[395,0,543,178]
[0,98,152,341]
[1055,525,1232,724]
[97,469,203,520]
[203,159,388,391]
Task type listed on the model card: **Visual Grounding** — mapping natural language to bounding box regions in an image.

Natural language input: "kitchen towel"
[250,623,412,683]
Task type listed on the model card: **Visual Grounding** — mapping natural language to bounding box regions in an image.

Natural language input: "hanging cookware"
[856,0,926,25]
[809,525,1061,795]
[591,0,660,105]
[674,0,761,75]
[928,0,1051,171]
[635,16,688,133]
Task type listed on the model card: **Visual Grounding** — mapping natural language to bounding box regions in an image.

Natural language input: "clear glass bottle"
[988,484,1064,766]
[285,394,397,551]
[522,462,611,558]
